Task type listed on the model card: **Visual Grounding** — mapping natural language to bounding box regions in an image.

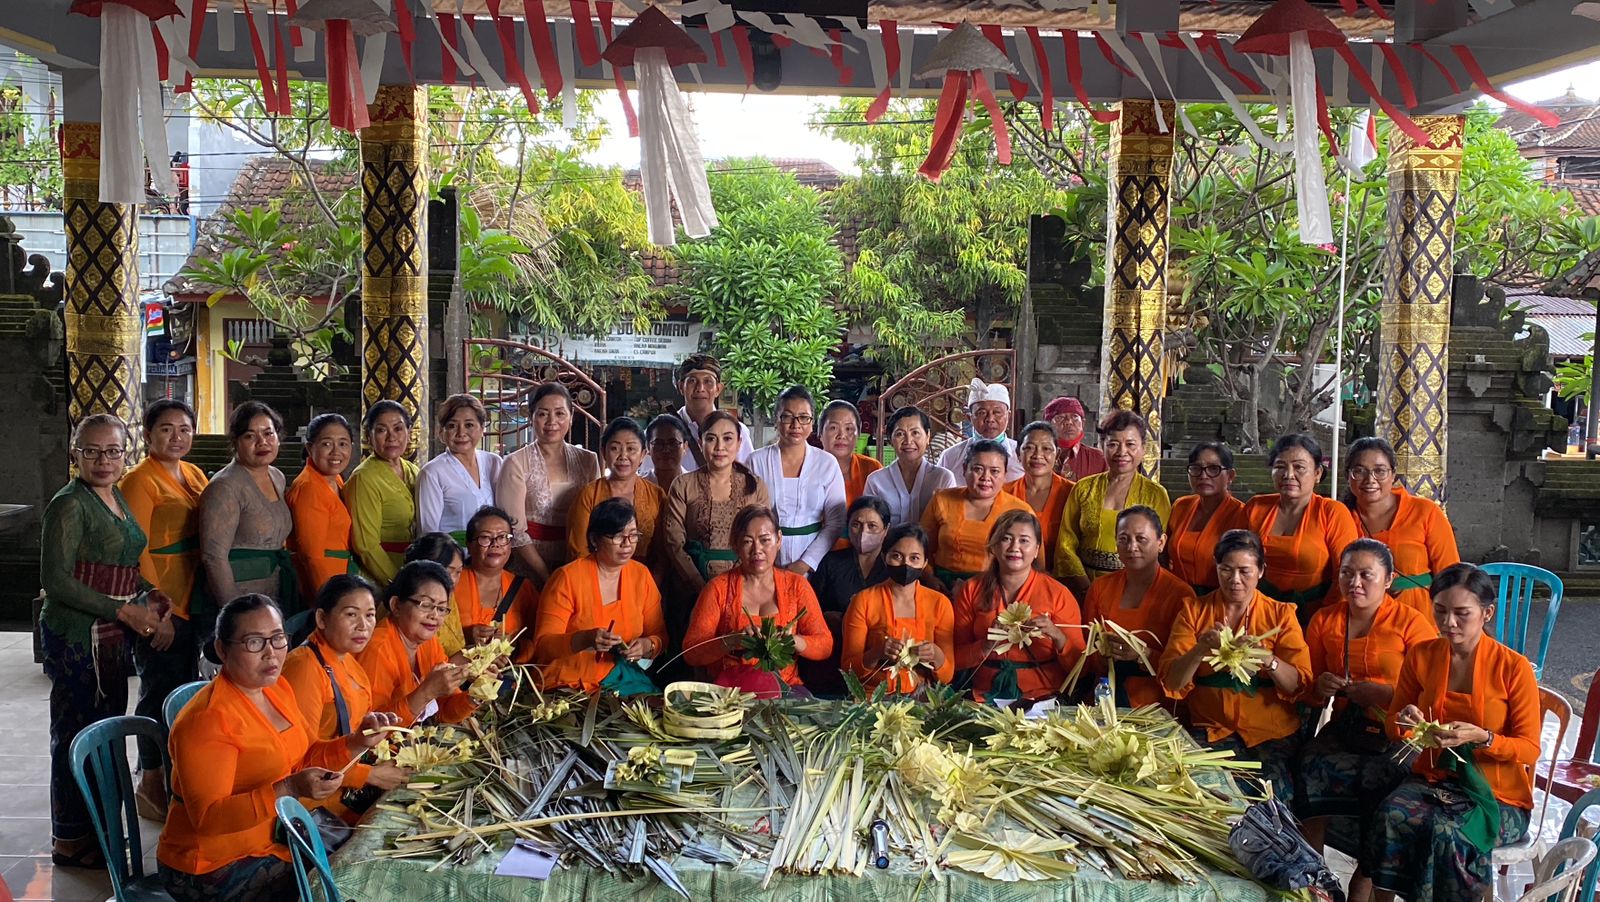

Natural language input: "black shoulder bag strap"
[494,575,529,624]
[307,643,351,737]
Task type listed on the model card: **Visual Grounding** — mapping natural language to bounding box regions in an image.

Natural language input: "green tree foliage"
[674,160,845,415]
[0,81,62,208]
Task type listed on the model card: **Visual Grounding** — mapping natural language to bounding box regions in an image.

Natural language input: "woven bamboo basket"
[662,681,746,740]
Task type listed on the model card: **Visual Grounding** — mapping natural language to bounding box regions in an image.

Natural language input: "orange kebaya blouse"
[565,477,667,566]
[1164,494,1245,591]
[285,466,355,601]
[1240,494,1359,617]
[681,568,833,687]
[158,674,348,876]
[920,488,1033,578]
[280,631,377,790]
[1160,589,1313,747]
[532,556,667,692]
[443,567,538,661]
[356,618,476,726]
[119,457,208,617]
[1305,599,1437,719]
[845,453,884,504]
[1354,488,1460,619]
[1082,567,1195,708]
[839,582,955,692]
[953,570,1086,702]
[1004,474,1075,572]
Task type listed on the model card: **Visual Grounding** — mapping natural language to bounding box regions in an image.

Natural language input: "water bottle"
[1093,677,1113,706]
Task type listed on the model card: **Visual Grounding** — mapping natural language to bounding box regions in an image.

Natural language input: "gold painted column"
[1376,115,1464,502]
[62,122,143,447]
[1099,99,1175,476]
[360,86,430,453]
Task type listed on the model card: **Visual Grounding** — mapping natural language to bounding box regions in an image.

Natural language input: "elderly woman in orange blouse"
[357,561,490,725]
[840,524,954,694]
[1004,421,1074,573]
[280,574,412,825]
[534,498,666,695]
[1241,433,1359,625]
[567,418,665,567]
[1363,564,1541,902]
[158,595,395,901]
[1344,437,1460,619]
[1165,442,1245,594]
[952,509,1084,703]
[920,439,1032,595]
[1161,529,1312,803]
[437,507,538,659]
[682,505,833,698]
[1295,539,1436,897]
[285,413,357,599]
[820,399,883,504]
[1081,505,1194,709]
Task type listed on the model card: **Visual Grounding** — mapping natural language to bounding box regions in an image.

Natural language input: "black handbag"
[1318,701,1391,756]
[1229,799,1346,901]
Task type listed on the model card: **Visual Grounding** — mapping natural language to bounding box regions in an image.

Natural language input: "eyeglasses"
[76,447,126,461]
[404,597,452,616]
[777,414,815,427]
[604,532,643,545]
[649,439,685,450]
[1187,464,1228,478]
[473,533,512,548]
[228,632,289,654]
[1348,466,1394,481]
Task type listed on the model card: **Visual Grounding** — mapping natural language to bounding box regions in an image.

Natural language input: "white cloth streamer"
[1139,31,1197,137]
[1099,30,1166,132]
[555,20,577,129]
[1178,33,1290,153]
[1288,32,1333,244]
[100,4,177,204]
[216,0,237,51]
[456,0,508,90]
[635,46,717,246]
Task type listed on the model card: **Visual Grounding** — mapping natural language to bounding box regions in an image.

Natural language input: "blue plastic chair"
[162,680,208,728]
[276,796,343,902]
[1559,788,1600,902]
[67,715,173,901]
[1481,562,1564,679]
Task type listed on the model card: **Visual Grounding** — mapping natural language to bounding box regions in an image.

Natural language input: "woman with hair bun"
[1241,433,1359,624]
[417,394,502,544]
[286,413,358,599]
[345,400,419,587]
[1344,436,1459,619]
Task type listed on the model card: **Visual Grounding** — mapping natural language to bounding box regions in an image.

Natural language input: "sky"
[580,59,1600,175]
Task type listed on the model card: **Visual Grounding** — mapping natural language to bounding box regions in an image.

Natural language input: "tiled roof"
[1498,90,1600,151]
[1553,180,1600,216]
[164,156,359,298]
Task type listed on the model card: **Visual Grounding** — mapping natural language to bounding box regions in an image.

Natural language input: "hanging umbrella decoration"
[602,6,717,248]
[915,22,1017,182]
[288,0,399,133]
[68,0,181,204]
[1233,0,1430,245]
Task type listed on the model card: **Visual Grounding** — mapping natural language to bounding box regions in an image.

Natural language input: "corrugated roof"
[1528,315,1596,359]
[1509,291,1599,317]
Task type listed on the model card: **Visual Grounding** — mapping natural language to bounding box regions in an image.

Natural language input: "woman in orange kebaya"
[1165,442,1245,594]
[953,509,1084,703]
[1081,506,1194,708]
[534,498,666,695]
[1344,437,1460,620]
[1161,529,1312,803]
[567,417,665,567]
[820,399,883,505]
[285,413,357,600]
[1295,539,1436,898]
[920,439,1032,595]
[1004,421,1074,572]
[357,561,493,725]
[158,595,396,901]
[1363,564,1540,902]
[446,507,538,660]
[280,574,413,825]
[682,505,833,698]
[840,524,954,694]
[1241,433,1359,624]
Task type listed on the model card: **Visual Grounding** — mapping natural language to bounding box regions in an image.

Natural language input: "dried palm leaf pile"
[356,676,1283,896]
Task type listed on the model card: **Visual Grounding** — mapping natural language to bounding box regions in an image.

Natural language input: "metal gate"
[873,349,1015,461]
[463,339,607,453]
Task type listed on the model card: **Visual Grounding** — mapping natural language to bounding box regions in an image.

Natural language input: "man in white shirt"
[935,379,1024,481]
[640,353,756,476]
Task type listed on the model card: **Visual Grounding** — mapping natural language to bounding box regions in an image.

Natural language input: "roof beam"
[1409,0,1600,111]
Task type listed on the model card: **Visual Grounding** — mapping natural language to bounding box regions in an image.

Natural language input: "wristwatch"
[1264,657,1280,675]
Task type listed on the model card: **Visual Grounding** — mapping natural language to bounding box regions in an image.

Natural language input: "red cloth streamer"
[439,12,458,85]
[979,24,1029,100]
[1375,42,1418,109]
[571,0,601,66]
[270,5,291,115]
[285,0,302,46]
[325,19,370,132]
[1025,27,1053,132]
[394,0,415,75]
[827,28,853,85]
[1335,0,1358,14]
[1360,0,1390,20]
[486,0,541,114]
[1330,42,1430,144]
[769,33,792,50]
[595,1,636,137]
[1199,31,1262,94]
[177,0,205,93]
[1409,43,1460,94]
[918,71,969,181]
[238,0,279,114]
[711,28,727,67]
[971,72,1012,166]
[731,25,756,88]
[151,22,169,82]
[1064,33,1119,123]
[1452,45,1559,126]
[1313,71,1342,157]
[1093,32,1135,78]
[865,19,898,122]
[523,0,565,102]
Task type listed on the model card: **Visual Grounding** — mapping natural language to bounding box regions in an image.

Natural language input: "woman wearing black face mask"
[806,497,892,696]
[839,524,954,695]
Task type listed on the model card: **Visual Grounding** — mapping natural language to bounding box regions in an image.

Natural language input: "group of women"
[38,358,1532,901]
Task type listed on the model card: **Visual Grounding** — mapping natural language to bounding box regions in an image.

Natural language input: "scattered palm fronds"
[986,601,1041,654]
[1202,625,1280,683]
[373,725,478,773]
[1060,620,1157,695]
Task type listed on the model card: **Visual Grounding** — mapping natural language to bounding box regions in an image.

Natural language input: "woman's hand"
[1394,704,1425,730]
[145,590,174,619]
[364,762,412,791]
[590,628,624,654]
[1196,623,1225,654]
[621,638,655,662]
[116,603,162,637]
[467,623,500,647]
[875,636,902,665]
[1105,636,1141,663]
[721,625,757,654]
[915,641,943,669]
[419,661,469,699]
[1031,615,1066,649]
[1438,721,1492,749]
[347,712,403,754]
[792,632,808,655]
[1343,680,1391,710]
[280,767,344,801]
[1313,672,1349,703]
[148,616,176,652]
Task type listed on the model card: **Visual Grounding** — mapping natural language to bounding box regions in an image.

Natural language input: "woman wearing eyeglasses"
[345,400,419,588]
[357,561,490,725]
[1241,434,1359,625]
[1165,442,1245,594]
[746,386,848,577]
[567,418,665,568]
[643,414,690,496]
[1344,437,1459,619]
[198,401,297,623]
[445,507,537,661]
[42,414,165,869]
[534,498,666,695]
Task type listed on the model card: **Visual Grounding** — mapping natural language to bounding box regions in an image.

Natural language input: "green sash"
[935,566,976,587]
[780,522,822,537]
[448,530,468,548]
[984,657,1042,702]
[149,535,200,555]
[1443,748,1500,854]
[684,541,737,582]
[324,549,358,576]
[1390,572,1433,593]
[599,659,659,697]
[1193,671,1271,696]
[1259,579,1331,621]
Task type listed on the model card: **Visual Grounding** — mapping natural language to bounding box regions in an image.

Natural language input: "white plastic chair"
[1499,688,1576,898]
[1517,836,1598,902]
